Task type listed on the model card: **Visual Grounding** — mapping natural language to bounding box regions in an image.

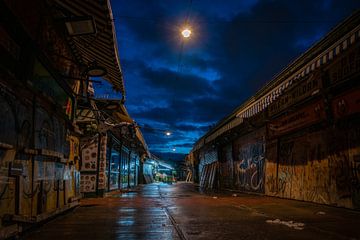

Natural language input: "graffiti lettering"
[234,140,265,193]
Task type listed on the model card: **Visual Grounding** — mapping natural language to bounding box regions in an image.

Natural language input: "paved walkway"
[23,182,360,240]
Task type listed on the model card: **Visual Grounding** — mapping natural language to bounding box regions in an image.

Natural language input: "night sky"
[95,0,359,160]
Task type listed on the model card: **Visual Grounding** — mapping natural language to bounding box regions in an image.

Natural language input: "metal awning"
[94,99,133,124]
[54,0,125,96]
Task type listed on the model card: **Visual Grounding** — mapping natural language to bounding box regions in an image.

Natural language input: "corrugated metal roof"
[94,99,133,124]
[55,0,125,96]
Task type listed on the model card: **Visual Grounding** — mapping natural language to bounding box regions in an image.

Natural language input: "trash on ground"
[266,219,305,230]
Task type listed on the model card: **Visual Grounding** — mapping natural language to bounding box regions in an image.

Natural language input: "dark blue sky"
[96,0,359,159]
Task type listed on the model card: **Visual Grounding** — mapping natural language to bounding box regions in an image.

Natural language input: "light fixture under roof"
[85,61,107,77]
[65,16,96,36]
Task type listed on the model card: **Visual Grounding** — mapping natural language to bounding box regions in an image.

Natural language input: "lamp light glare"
[165,131,171,136]
[181,28,191,38]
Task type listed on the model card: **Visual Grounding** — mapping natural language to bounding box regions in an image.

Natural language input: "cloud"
[141,66,216,96]
[109,0,360,154]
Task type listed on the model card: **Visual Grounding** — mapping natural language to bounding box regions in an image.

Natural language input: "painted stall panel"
[233,128,266,193]
[328,124,359,208]
[55,163,65,209]
[98,136,107,191]
[0,150,16,223]
[16,159,32,217]
[265,124,357,208]
[80,174,97,193]
[348,125,360,208]
[304,131,331,205]
[80,138,98,194]
[67,136,80,200]
[277,134,308,200]
[0,93,18,223]
[81,140,98,172]
[265,139,279,196]
[219,144,233,188]
[43,162,56,212]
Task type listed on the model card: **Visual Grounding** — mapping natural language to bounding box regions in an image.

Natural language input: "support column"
[127,151,131,188]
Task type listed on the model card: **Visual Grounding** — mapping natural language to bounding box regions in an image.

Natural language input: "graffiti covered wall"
[233,128,266,193]
[265,122,360,209]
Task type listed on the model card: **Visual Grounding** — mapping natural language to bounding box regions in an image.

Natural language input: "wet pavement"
[23,182,360,240]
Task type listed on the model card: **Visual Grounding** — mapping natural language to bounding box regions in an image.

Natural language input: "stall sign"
[332,88,360,119]
[268,100,326,137]
[268,72,322,117]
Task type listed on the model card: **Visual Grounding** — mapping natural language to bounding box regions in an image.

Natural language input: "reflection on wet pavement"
[24,183,181,240]
[22,182,360,240]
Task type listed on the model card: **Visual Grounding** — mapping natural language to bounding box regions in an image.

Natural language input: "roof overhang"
[54,0,125,96]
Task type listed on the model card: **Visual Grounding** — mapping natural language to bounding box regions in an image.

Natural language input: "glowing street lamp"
[165,131,171,136]
[172,148,176,152]
[181,28,191,38]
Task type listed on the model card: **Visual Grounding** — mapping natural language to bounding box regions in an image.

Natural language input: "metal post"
[118,142,122,190]
[107,136,112,192]
[95,134,101,196]
[127,151,131,188]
